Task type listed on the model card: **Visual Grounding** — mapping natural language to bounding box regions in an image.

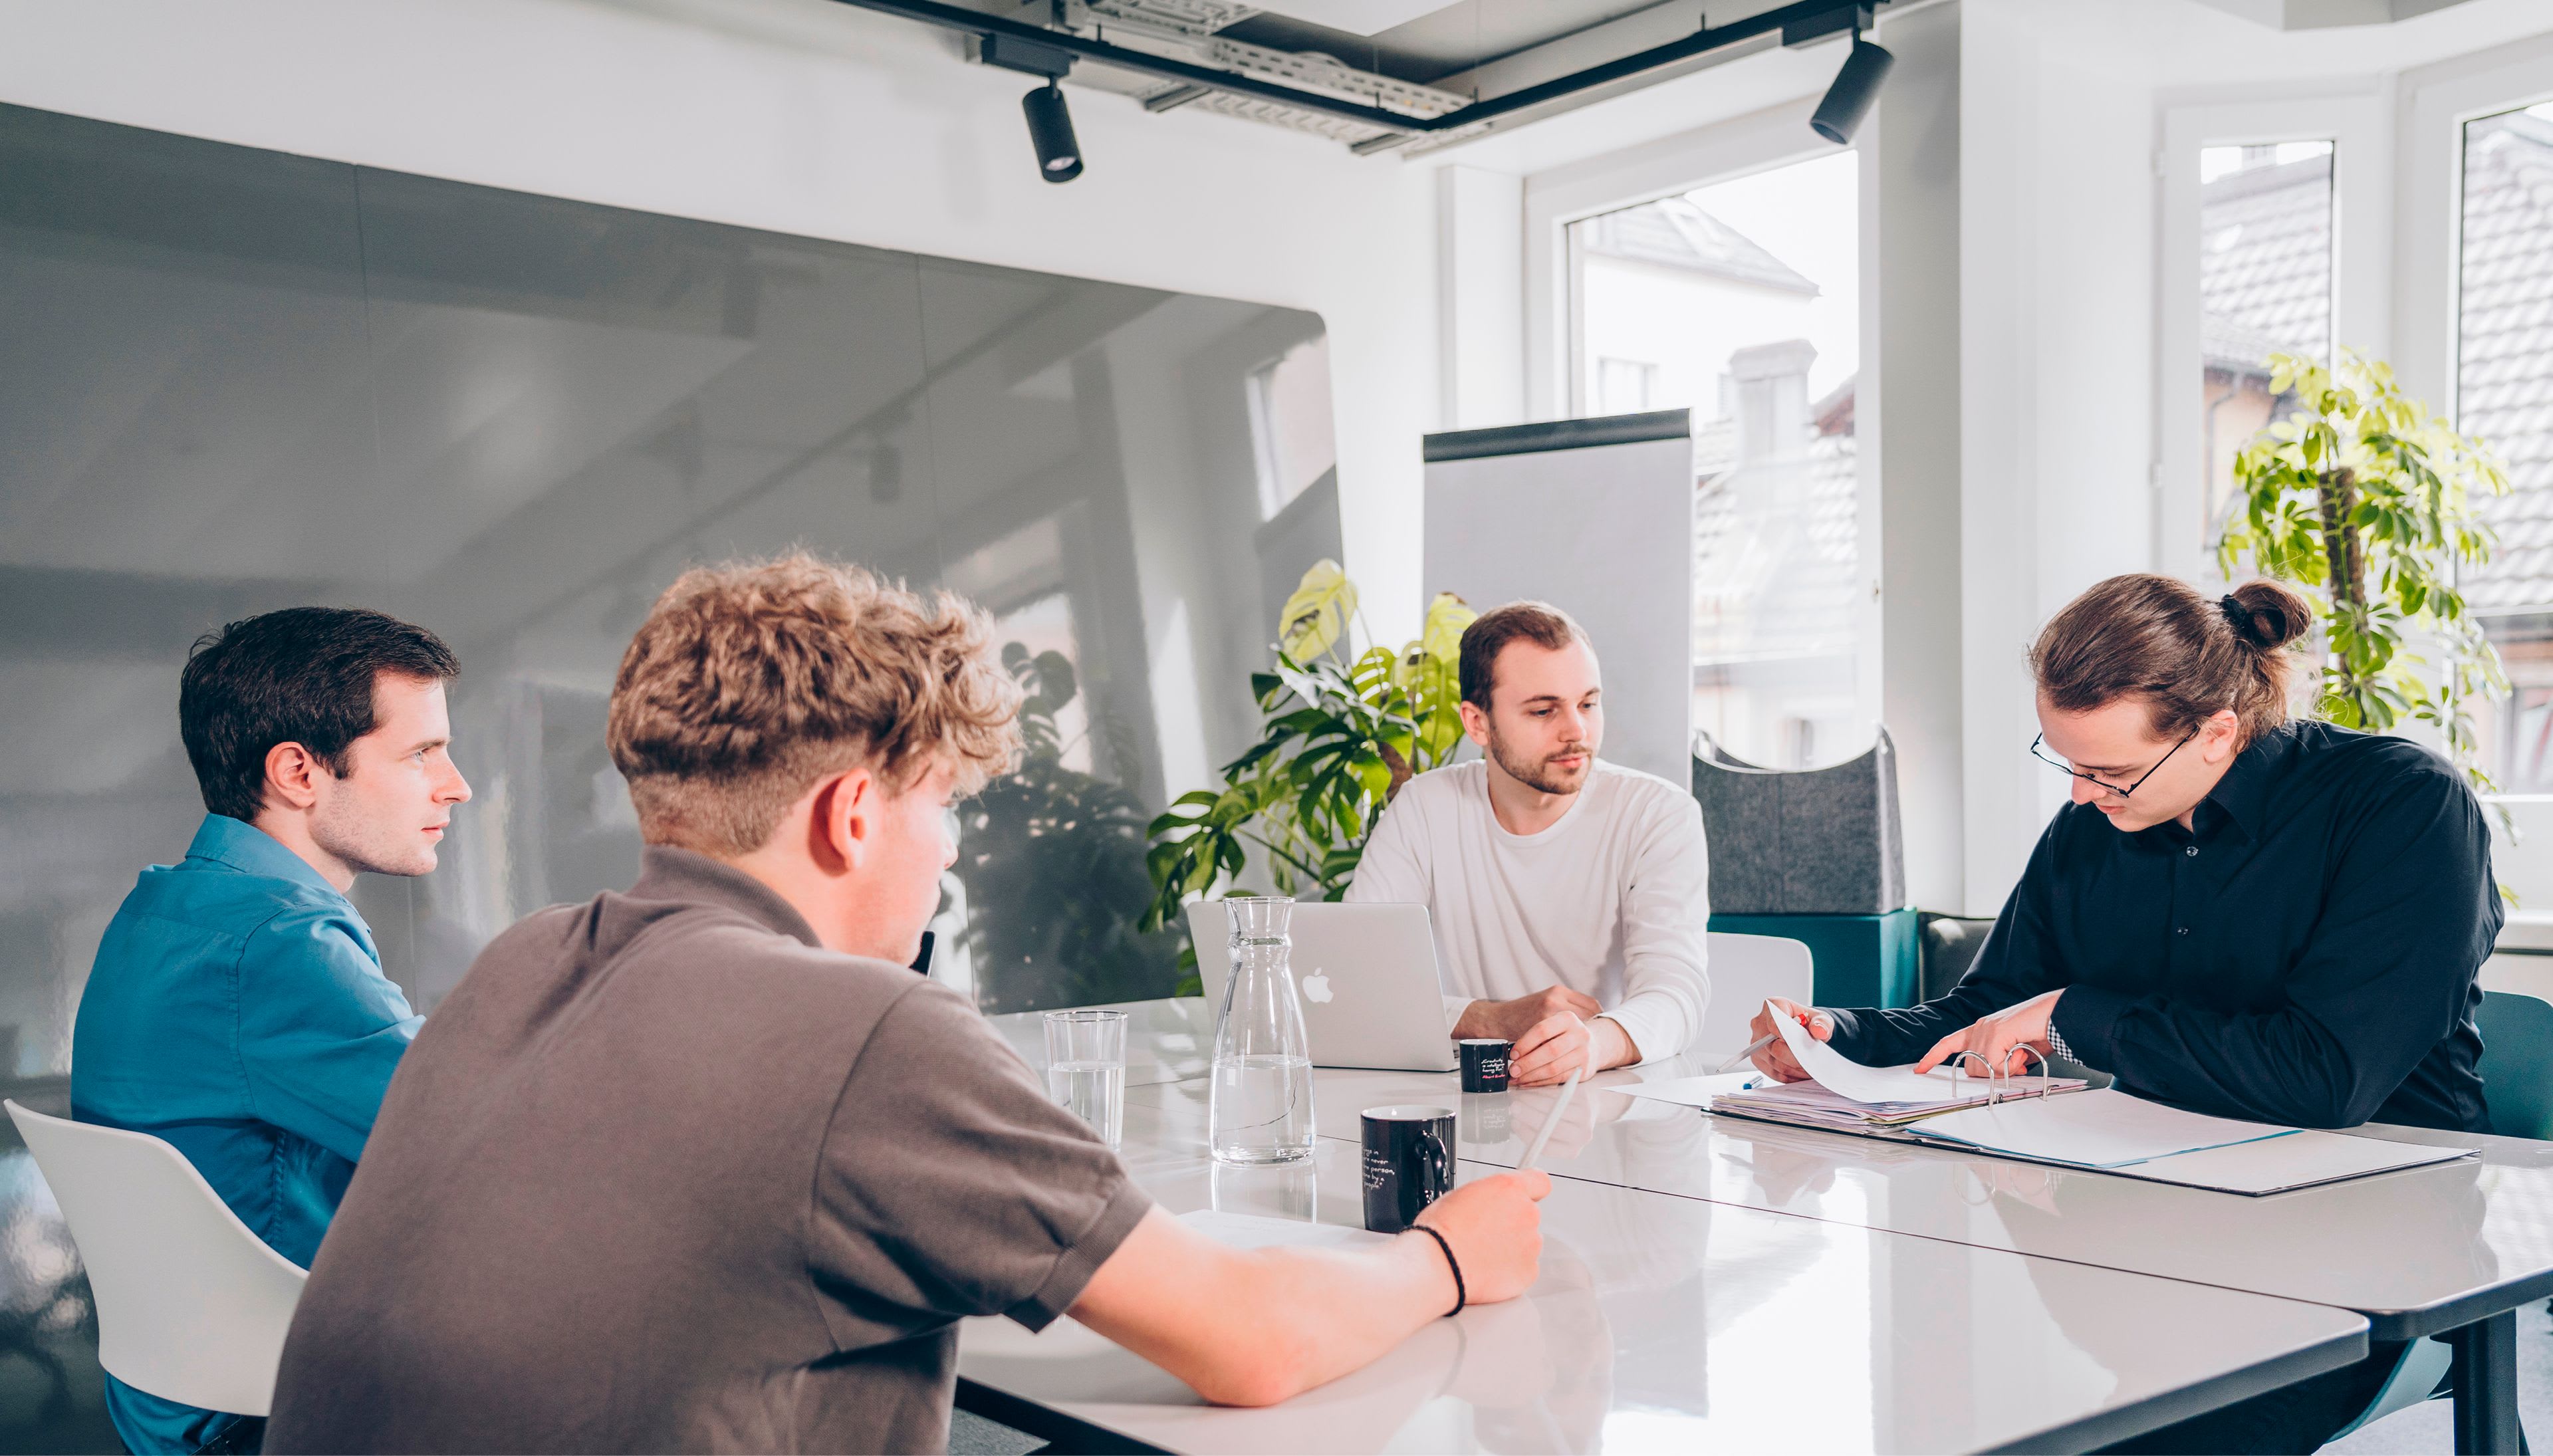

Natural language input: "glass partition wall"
[0,102,1338,1068]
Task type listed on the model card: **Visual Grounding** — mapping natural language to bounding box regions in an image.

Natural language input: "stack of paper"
[1706,1008,2086,1131]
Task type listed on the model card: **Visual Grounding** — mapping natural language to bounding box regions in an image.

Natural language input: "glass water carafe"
[1209,896,1316,1164]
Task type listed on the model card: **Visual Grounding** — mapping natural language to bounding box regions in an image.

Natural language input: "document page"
[1911,1088,2297,1167]
[1772,1005,1981,1106]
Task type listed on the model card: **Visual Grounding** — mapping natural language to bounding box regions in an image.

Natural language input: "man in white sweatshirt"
[1346,602,1711,1086]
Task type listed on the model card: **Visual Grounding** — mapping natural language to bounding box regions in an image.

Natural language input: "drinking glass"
[1044,1009,1126,1148]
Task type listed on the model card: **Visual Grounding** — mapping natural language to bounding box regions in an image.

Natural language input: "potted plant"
[2215,348,2510,800]
[1141,562,1475,989]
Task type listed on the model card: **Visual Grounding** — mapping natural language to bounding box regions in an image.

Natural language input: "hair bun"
[2222,580,2312,651]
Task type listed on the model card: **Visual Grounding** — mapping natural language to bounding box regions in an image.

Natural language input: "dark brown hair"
[1458,601,1593,710]
[2030,574,2313,742]
[180,608,459,822]
[606,553,1023,856]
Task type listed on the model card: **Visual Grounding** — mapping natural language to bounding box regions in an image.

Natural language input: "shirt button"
[2185,846,2199,858]
[2176,927,2190,936]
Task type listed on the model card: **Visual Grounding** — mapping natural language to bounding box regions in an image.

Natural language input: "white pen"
[1713,1032,1776,1074]
[1516,1064,1582,1172]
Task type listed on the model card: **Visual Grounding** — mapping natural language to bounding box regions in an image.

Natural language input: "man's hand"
[1506,1012,1636,1087]
[1452,986,1601,1043]
[1913,990,2064,1076]
[1747,997,1833,1082]
[1411,1169,1550,1305]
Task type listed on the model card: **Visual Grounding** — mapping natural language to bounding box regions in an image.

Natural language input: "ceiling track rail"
[824,0,1889,139]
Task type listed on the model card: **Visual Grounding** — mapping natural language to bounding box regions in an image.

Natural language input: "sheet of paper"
[1611,1072,1762,1108]
[1177,1209,1392,1251]
[1771,1003,1977,1106]
[1910,1088,2297,1168]
[2090,1129,2475,1195]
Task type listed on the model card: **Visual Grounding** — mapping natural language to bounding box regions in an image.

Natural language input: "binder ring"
[2004,1042,2052,1100]
[1944,1048,1997,1102]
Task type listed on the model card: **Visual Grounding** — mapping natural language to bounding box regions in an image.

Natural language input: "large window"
[2459,102,2553,790]
[2196,141,2335,548]
[1568,151,1864,769]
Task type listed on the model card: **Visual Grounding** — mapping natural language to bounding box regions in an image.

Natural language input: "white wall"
[0,0,1443,639]
[1958,0,2163,912]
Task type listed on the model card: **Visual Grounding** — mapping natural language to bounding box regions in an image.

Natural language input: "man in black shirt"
[1749,572,2502,1453]
[1751,574,2498,1131]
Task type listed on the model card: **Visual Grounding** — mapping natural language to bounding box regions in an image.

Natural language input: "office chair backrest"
[4,1101,306,1416]
[2477,989,2553,1140]
[1695,932,1816,1063]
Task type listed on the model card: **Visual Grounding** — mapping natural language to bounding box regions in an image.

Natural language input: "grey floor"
[950,1406,1047,1455]
[2328,1302,2553,1453]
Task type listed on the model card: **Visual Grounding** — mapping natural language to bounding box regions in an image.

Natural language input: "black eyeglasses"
[2030,726,2198,799]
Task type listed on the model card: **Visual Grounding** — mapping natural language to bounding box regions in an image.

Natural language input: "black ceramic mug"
[1458,1038,1511,1092]
[1362,1104,1455,1234]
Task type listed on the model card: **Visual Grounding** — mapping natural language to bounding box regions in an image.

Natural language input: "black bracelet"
[1406,1224,1465,1316]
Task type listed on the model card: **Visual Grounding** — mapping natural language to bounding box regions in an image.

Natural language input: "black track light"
[1810,35,1894,145]
[1022,83,1083,183]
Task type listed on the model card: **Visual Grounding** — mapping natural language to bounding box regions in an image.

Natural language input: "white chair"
[1694,931,1816,1063]
[5,1100,306,1417]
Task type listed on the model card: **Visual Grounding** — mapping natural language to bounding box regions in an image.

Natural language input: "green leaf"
[1276,559,1358,662]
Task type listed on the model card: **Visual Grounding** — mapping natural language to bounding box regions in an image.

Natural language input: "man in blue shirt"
[71,607,471,1455]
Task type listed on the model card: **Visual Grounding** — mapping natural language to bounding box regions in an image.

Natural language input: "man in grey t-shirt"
[265,556,1547,1455]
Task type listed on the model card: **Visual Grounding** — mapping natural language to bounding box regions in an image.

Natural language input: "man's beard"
[1485,731,1594,796]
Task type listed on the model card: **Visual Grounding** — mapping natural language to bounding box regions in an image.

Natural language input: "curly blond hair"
[606,553,1023,856]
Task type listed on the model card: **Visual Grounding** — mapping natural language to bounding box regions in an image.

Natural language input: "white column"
[1870,0,1966,913]
[1435,164,1527,430]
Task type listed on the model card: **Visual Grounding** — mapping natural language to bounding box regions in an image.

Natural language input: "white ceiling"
[1246,0,1463,39]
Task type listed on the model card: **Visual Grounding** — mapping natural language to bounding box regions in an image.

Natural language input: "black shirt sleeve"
[1823,815,2071,1066]
[2050,765,2495,1128]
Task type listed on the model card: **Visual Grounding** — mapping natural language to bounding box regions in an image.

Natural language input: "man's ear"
[2204,708,2244,761]
[810,766,878,878]
[263,741,324,814]
[1458,700,1492,748]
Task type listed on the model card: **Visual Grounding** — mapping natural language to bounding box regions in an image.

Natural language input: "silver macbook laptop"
[1184,901,1459,1072]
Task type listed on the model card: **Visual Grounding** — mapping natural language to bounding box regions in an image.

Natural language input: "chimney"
[1727,339,1816,465]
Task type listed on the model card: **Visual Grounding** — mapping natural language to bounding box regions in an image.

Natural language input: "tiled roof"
[2203,313,2290,378]
[1582,196,1820,296]
[1694,410,1860,666]
[2199,154,2333,368]
[2461,110,2553,612]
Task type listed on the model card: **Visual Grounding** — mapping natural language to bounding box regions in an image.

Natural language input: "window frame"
[2154,89,2392,586]
[1523,94,1881,767]
[1524,94,1846,421]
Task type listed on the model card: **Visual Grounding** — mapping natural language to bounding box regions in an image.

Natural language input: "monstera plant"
[2215,348,2510,800]
[1140,562,1476,987]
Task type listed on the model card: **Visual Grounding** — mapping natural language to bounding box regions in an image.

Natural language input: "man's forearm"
[1070,1209,1457,1407]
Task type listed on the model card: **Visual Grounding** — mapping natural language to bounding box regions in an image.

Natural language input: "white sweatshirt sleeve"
[1345,790,1469,1029]
[1596,787,1713,1064]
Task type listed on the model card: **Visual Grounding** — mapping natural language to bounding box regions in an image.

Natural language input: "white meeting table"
[968,1005,2373,1453]
[1106,1022,2553,1454]
[954,1109,2366,1454]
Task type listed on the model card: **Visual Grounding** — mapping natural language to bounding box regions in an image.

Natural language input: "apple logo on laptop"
[1300,969,1334,1004]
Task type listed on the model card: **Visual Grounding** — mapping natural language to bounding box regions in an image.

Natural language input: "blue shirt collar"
[183,814,350,902]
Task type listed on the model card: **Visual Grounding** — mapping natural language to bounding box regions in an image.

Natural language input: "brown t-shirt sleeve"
[806,979,1151,1342]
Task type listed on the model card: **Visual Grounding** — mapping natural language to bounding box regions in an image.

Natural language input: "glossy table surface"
[1118,1046,2553,1340]
[960,1033,2373,1454]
